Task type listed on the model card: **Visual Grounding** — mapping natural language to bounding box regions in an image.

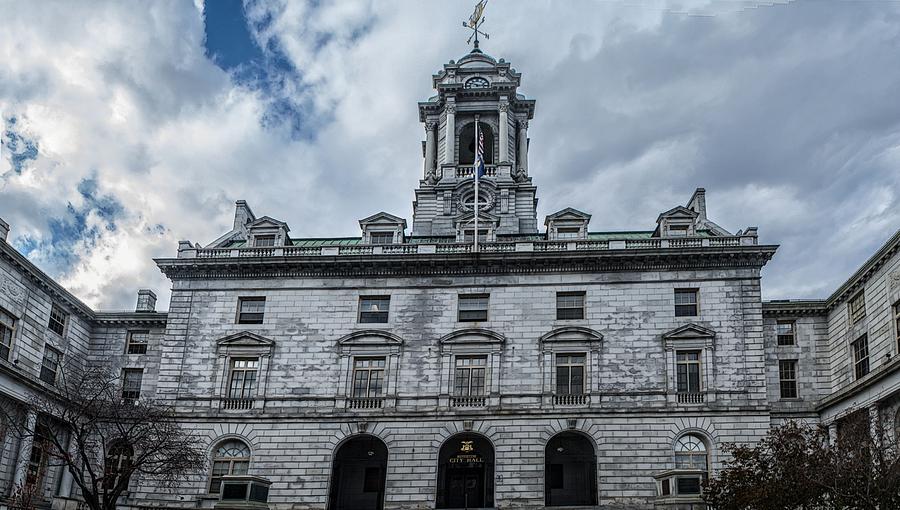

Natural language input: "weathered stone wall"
[122,266,773,508]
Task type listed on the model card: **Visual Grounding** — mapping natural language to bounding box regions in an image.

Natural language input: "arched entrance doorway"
[436,433,495,509]
[328,435,388,510]
[545,432,597,507]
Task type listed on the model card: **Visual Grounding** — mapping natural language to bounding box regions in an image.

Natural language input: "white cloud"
[1,0,899,309]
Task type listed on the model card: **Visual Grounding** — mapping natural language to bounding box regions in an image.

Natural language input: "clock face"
[465,77,490,89]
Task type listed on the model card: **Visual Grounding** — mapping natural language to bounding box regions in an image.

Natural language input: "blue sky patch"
[3,116,39,175]
[204,0,312,140]
[14,175,124,276]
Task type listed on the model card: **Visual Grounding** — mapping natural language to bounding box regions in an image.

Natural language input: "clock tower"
[411,47,537,240]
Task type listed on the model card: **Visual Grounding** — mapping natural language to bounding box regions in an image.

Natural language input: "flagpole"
[474,115,480,253]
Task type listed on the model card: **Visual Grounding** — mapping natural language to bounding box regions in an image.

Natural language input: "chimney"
[687,188,707,220]
[0,218,9,242]
[136,289,157,313]
[233,200,256,232]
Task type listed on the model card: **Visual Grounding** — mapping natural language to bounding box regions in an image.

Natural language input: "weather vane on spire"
[463,0,489,49]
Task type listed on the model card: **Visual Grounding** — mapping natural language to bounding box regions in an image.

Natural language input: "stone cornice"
[92,312,168,326]
[0,240,94,320]
[155,245,777,281]
[825,228,900,309]
[762,300,828,317]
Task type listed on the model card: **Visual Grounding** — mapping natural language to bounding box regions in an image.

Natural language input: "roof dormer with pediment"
[545,208,591,241]
[359,212,407,244]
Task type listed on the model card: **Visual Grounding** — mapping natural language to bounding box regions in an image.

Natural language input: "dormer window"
[668,224,689,237]
[369,232,394,245]
[359,212,407,245]
[556,227,580,239]
[254,235,276,247]
[464,77,489,89]
[544,208,591,241]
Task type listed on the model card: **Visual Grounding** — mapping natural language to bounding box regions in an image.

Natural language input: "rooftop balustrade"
[182,234,758,259]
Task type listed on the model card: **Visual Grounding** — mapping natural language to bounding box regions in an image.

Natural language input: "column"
[498,101,509,163]
[12,410,37,488]
[443,102,456,165]
[424,121,437,179]
[517,120,529,174]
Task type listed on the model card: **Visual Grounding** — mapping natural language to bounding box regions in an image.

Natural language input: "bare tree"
[4,365,205,510]
[704,417,900,509]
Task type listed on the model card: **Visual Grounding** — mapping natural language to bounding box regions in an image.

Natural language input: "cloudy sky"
[1,0,899,311]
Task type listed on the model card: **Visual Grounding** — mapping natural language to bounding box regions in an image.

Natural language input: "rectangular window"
[352,357,385,398]
[48,304,68,336]
[848,291,866,324]
[556,227,580,239]
[463,230,489,243]
[359,296,390,323]
[674,289,698,317]
[237,297,266,324]
[556,292,585,320]
[454,356,487,396]
[668,224,689,237]
[121,368,143,401]
[458,294,489,322]
[676,351,702,393]
[0,308,16,362]
[39,345,61,384]
[369,232,394,245]
[776,320,795,346]
[851,334,869,380]
[894,300,900,351]
[126,330,149,355]
[556,353,585,395]
[779,360,798,399]
[228,358,259,399]
[677,476,702,495]
[25,425,49,489]
[253,235,276,247]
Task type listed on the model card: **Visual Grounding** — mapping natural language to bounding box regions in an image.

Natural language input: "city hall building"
[1,46,900,510]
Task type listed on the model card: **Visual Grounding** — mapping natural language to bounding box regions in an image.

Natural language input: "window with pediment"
[539,327,602,408]
[662,324,716,405]
[337,331,403,411]
[215,332,275,411]
[440,329,505,409]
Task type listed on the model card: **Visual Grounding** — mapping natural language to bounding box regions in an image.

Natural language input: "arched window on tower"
[459,122,494,165]
[209,439,251,494]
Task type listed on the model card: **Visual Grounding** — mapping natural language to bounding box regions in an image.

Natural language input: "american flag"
[475,127,485,179]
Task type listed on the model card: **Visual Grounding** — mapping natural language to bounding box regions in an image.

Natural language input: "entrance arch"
[436,433,495,509]
[545,432,598,507]
[328,435,388,510]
